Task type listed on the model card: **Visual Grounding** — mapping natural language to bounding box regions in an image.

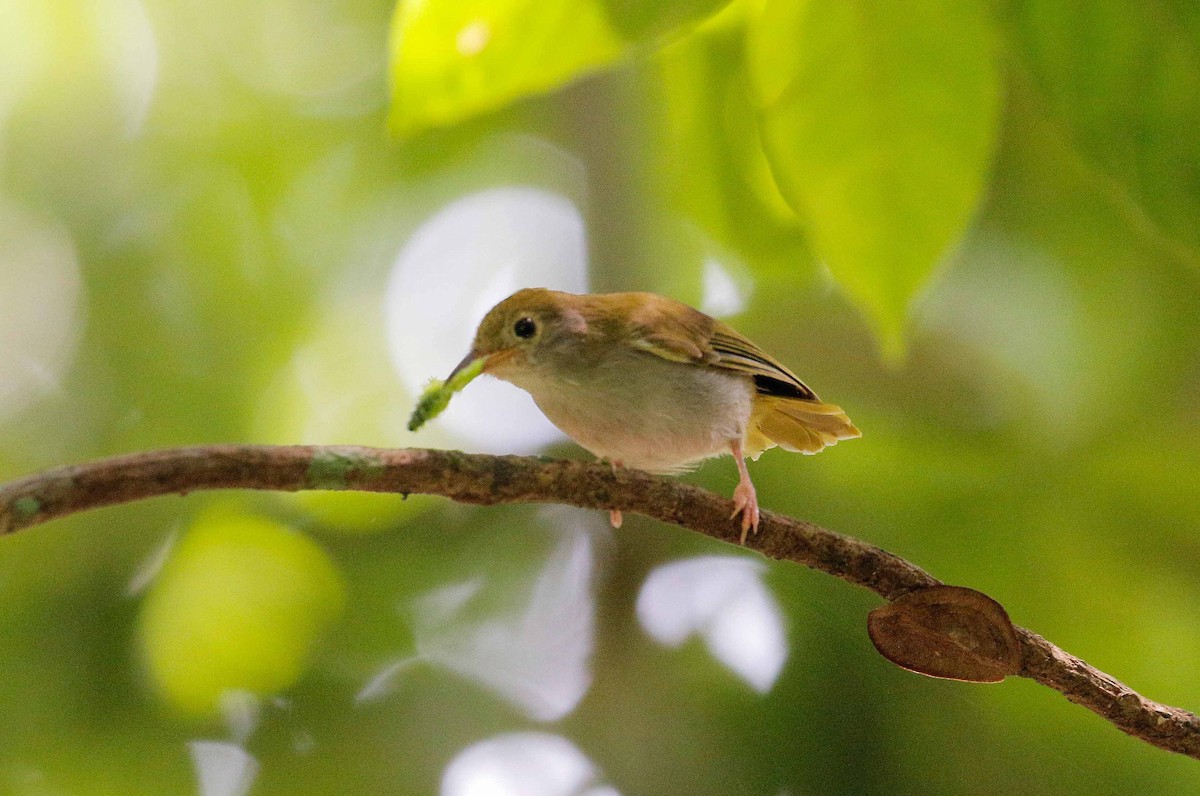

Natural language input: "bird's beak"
[447,348,517,382]
[446,351,482,383]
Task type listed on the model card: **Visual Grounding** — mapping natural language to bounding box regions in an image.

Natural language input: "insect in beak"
[446,348,517,382]
[445,351,481,383]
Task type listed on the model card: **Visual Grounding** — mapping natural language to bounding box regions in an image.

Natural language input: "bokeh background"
[1,0,1199,793]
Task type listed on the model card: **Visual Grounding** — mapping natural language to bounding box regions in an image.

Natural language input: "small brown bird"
[445,288,860,542]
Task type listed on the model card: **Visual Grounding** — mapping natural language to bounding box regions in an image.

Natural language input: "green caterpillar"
[407,356,486,431]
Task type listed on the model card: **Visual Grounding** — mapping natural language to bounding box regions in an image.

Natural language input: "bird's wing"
[707,322,818,401]
[617,293,715,364]
[620,294,818,401]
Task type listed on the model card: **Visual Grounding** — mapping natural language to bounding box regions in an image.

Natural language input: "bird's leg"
[729,440,760,544]
[605,458,623,529]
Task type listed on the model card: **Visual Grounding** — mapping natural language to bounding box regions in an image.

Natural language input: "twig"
[0,445,1196,758]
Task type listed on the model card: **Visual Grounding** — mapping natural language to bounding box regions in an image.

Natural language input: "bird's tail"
[745,396,861,458]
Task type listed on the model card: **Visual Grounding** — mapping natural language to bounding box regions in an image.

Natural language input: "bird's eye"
[513,317,537,339]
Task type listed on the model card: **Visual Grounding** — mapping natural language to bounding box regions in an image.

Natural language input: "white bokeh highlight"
[93,0,159,134]
[0,0,158,135]
[357,518,599,722]
[354,655,422,705]
[385,186,588,454]
[188,741,258,796]
[636,556,787,693]
[218,690,261,746]
[700,257,748,318]
[183,0,383,112]
[0,2,42,124]
[441,733,618,796]
[0,202,84,421]
[413,525,596,721]
[125,526,180,597]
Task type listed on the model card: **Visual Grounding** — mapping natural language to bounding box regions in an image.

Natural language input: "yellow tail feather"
[746,396,861,458]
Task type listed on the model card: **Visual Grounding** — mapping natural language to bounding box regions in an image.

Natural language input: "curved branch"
[0,444,1197,758]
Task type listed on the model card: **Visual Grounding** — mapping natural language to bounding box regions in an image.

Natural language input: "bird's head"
[447,288,590,384]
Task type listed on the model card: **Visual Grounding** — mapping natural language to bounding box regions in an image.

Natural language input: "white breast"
[503,352,754,474]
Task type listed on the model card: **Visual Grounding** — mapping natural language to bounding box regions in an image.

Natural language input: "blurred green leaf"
[1006,0,1200,257]
[388,0,624,135]
[748,0,1003,356]
[600,0,733,40]
[139,509,345,714]
[651,14,817,279]
[387,0,748,137]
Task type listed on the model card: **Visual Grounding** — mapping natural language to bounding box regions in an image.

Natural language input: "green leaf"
[388,0,624,136]
[748,0,1003,356]
[652,14,811,268]
[600,0,734,41]
[1007,0,1200,256]
[139,509,346,714]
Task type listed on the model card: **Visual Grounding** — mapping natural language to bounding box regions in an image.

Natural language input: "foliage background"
[0,0,1198,793]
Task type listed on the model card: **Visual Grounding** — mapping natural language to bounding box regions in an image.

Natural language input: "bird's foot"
[604,459,624,529]
[730,479,759,544]
[728,440,760,544]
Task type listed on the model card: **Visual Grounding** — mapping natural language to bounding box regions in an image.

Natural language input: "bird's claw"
[730,481,760,544]
[603,459,624,529]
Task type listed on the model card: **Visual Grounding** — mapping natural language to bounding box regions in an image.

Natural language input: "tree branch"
[0,444,1196,758]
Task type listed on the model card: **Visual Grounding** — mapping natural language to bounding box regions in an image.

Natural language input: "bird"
[442,288,860,543]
